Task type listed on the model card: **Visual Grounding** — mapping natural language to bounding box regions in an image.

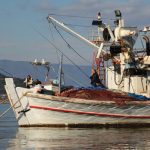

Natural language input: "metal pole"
[58,54,63,94]
[47,16,101,50]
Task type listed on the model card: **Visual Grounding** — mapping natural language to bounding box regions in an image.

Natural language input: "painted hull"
[5,78,150,127]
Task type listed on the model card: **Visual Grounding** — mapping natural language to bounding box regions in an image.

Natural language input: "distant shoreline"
[0,99,9,104]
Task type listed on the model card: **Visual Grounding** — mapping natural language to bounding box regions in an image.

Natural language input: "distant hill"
[0,60,91,87]
[0,60,92,101]
[0,73,24,102]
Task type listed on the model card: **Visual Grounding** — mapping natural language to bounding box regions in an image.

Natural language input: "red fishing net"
[60,88,136,105]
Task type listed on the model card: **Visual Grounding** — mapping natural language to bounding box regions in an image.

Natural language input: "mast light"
[92,12,102,26]
[115,10,122,18]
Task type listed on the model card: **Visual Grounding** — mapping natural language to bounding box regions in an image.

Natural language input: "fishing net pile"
[59,87,137,104]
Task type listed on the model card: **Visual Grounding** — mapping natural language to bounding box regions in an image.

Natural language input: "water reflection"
[1,104,150,149]
[6,127,150,150]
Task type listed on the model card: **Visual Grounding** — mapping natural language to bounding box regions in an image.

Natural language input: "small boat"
[5,10,150,127]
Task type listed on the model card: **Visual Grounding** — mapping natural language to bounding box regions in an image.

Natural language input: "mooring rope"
[0,67,13,77]
[0,105,12,118]
[33,27,90,79]
[0,91,32,119]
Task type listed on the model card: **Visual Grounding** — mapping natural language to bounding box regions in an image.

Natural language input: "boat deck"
[59,88,138,105]
[60,88,136,101]
[26,87,150,106]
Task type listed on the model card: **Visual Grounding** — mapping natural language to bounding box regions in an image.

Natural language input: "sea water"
[0,104,150,150]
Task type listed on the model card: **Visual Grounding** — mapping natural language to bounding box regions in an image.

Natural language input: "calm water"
[1,104,150,150]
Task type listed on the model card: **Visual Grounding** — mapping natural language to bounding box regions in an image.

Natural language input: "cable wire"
[0,67,13,77]
[51,22,91,64]
[33,27,90,79]
[49,13,94,19]
[64,23,91,28]
[48,13,115,20]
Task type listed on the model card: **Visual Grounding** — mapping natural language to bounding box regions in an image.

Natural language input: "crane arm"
[47,15,104,51]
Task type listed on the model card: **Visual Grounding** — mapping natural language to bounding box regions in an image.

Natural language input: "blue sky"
[0,0,150,65]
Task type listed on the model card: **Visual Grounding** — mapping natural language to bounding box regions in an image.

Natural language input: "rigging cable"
[65,73,88,87]
[48,13,115,20]
[0,67,13,77]
[49,13,94,19]
[129,52,138,70]
[0,105,12,118]
[33,28,90,79]
[0,91,30,119]
[114,66,124,86]
[140,35,145,50]
[48,23,54,41]
[63,23,91,28]
[48,23,60,64]
[140,35,146,57]
[51,22,91,64]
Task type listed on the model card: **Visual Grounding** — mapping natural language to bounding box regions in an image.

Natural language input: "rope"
[130,76,135,93]
[0,67,13,77]
[140,35,145,50]
[50,65,57,74]
[33,27,90,79]
[0,105,12,118]
[51,23,90,64]
[0,91,31,119]
[108,64,124,86]
[48,13,115,20]
[49,13,94,19]
[129,52,138,70]
[114,68,124,86]
[65,73,88,87]
[48,23,54,41]
[48,23,61,64]
[64,23,91,28]
[140,35,146,57]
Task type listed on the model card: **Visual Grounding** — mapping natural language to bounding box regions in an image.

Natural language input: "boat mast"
[58,54,63,94]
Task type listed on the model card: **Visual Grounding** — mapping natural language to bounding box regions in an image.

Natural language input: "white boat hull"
[5,78,150,127]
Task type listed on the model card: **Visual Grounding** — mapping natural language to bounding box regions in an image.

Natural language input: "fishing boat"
[5,10,150,127]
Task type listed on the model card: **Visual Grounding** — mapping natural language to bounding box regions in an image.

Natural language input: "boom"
[47,15,104,55]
